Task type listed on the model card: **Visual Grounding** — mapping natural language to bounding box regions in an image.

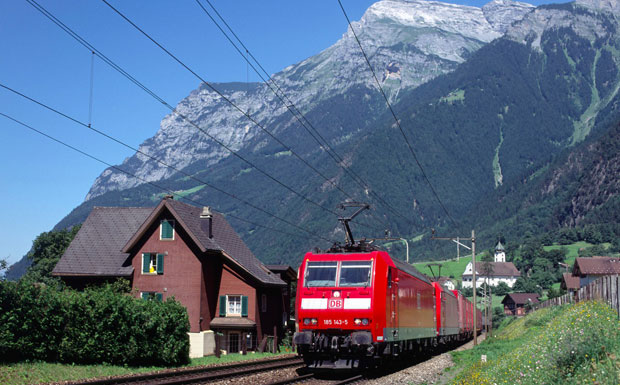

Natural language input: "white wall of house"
[461,262,518,288]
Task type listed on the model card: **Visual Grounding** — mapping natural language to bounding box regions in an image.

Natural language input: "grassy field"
[448,301,620,384]
[412,241,612,284]
[0,352,292,385]
[413,254,474,279]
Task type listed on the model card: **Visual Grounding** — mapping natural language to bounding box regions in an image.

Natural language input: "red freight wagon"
[432,283,459,340]
[294,250,437,369]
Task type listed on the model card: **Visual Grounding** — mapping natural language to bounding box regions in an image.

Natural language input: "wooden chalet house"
[501,293,540,316]
[53,197,294,357]
[572,256,620,287]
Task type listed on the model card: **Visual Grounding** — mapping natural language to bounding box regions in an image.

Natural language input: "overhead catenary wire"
[0,83,336,244]
[98,0,363,214]
[26,0,346,224]
[195,0,413,232]
[336,0,460,230]
[0,111,324,242]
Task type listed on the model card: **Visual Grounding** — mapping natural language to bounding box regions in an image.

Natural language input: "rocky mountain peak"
[85,0,534,201]
[482,0,535,33]
[576,0,620,14]
[506,0,618,49]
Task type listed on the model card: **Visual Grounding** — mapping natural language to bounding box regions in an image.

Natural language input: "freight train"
[293,245,482,369]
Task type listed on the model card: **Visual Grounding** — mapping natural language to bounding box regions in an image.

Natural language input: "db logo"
[328,299,343,309]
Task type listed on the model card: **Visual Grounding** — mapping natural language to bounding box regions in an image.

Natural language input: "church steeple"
[495,241,506,262]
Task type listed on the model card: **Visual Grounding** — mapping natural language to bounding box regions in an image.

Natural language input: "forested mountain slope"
[51,0,620,267]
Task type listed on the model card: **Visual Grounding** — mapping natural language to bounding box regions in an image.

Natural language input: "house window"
[141,292,163,301]
[142,253,164,274]
[228,295,242,316]
[219,295,248,317]
[261,294,267,313]
[160,220,175,240]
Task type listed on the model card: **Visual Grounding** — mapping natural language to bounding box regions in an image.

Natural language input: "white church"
[461,241,521,288]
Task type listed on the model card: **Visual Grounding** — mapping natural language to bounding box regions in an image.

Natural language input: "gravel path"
[362,334,486,385]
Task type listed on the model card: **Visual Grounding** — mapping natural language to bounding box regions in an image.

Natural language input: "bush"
[0,281,189,366]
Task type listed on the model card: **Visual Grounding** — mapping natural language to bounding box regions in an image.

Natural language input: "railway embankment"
[445,301,619,385]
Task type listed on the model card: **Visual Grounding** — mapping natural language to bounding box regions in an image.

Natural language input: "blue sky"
[0,0,560,266]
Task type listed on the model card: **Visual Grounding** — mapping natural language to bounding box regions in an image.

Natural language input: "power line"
[98,0,390,235]
[26,0,343,222]
[0,111,324,242]
[336,0,459,229]
[0,83,336,244]
[194,0,413,233]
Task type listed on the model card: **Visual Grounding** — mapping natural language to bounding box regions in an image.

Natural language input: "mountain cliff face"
[53,0,620,266]
[85,0,533,200]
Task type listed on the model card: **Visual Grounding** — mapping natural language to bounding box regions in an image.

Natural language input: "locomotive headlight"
[303,318,310,325]
[354,318,362,325]
[310,318,318,325]
[362,318,369,326]
[333,291,341,298]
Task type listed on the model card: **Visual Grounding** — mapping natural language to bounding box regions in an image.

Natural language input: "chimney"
[200,206,213,238]
[164,195,174,200]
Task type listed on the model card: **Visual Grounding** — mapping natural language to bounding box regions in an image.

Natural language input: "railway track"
[264,373,363,385]
[65,355,303,385]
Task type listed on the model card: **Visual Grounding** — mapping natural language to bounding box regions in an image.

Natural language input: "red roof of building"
[573,256,620,276]
[54,198,287,285]
[501,293,540,305]
[561,272,580,290]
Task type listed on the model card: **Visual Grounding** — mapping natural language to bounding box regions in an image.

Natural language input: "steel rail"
[64,356,302,385]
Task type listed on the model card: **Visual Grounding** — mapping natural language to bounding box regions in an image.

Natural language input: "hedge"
[0,281,189,366]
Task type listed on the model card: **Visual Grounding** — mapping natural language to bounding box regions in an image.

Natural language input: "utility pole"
[432,229,477,346]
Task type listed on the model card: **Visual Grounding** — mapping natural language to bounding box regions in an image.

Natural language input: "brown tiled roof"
[561,272,580,290]
[462,262,521,277]
[501,293,540,305]
[123,199,285,286]
[573,257,620,276]
[52,207,152,276]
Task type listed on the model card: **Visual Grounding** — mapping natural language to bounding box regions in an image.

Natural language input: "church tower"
[494,241,506,262]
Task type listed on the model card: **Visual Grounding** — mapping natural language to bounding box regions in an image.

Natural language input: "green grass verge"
[0,352,291,385]
[449,301,620,384]
[413,255,474,280]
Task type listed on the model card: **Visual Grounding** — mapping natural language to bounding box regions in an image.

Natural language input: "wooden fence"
[535,274,620,317]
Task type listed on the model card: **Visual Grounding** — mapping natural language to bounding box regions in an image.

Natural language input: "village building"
[461,241,520,288]
[502,293,540,316]
[561,272,580,293]
[53,197,294,357]
[572,256,620,287]
[436,276,455,291]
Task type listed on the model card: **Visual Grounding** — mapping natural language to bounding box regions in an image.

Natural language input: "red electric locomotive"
[294,248,437,369]
[293,204,482,369]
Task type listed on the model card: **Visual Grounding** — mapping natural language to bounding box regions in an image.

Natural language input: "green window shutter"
[241,296,248,317]
[141,292,149,300]
[142,253,150,273]
[161,220,173,239]
[155,293,163,302]
[219,296,227,316]
[156,254,164,274]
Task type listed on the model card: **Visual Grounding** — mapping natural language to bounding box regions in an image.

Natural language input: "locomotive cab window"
[339,261,372,287]
[305,261,337,287]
